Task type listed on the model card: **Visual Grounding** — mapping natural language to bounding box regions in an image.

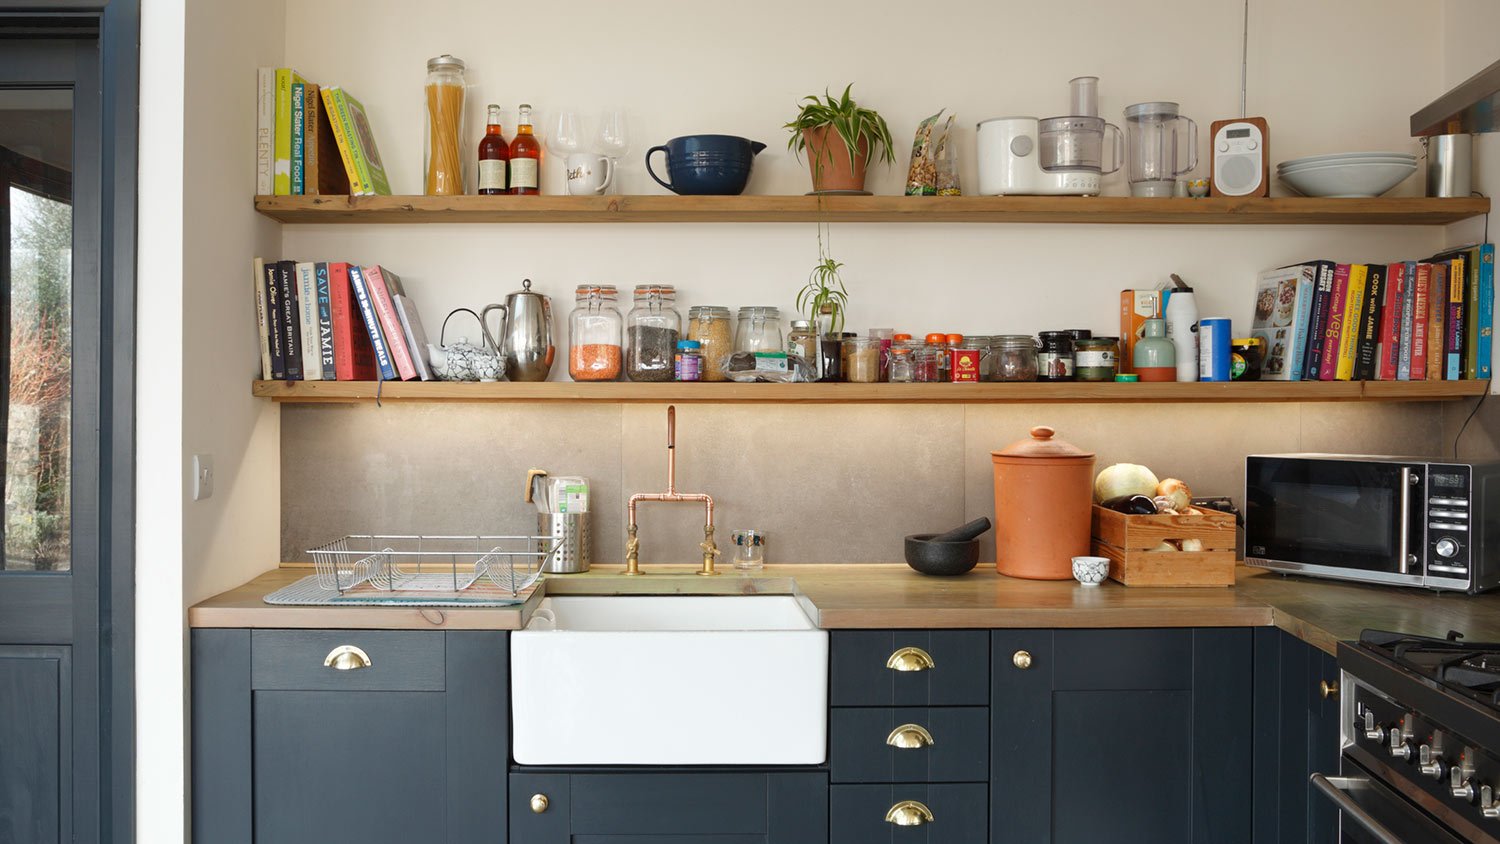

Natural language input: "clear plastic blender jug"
[1038,116,1122,174]
[1124,102,1197,197]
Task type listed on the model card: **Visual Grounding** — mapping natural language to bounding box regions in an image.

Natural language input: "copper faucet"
[624,405,719,575]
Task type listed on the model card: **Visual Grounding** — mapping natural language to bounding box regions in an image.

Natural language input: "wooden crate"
[1090,504,1237,587]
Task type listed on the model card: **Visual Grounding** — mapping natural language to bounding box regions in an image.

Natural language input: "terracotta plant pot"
[801,126,870,192]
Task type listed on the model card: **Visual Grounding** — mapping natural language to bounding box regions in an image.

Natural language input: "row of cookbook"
[252,259,433,382]
[255,69,390,197]
[1249,244,1494,381]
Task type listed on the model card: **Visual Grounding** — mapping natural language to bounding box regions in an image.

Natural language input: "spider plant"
[796,250,849,337]
[784,84,896,180]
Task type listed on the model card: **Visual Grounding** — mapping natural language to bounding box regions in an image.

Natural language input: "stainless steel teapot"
[482,279,554,382]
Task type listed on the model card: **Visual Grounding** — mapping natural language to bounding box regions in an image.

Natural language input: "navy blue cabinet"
[192,629,509,844]
[991,628,1254,844]
[830,783,988,844]
[509,770,827,843]
[1251,628,1341,844]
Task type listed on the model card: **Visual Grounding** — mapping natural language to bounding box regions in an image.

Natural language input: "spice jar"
[787,320,816,363]
[735,307,783,354]
[990,426,1096,580]
[686,306,732,382]
[908,341,942,382]
[423,55,466,196]
[869,328,895,381]
[924,333,950,382]
[1231,337,1265,381]
[568,285,622,381]
[625,285,680,382]
[1075,336,1119,382]
[1036,331,1076,382]
[675,340,702,382]
[843,337,882,383]
[991,335,1039,382]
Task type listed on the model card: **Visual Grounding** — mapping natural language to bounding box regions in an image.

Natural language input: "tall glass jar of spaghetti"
[424,54,466,195]
[569,285,622,381]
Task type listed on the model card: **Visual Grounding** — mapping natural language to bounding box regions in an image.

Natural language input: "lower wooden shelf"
[251,379,1490,404]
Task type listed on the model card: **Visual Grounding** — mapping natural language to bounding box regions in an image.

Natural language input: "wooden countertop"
[187,564,1500,656]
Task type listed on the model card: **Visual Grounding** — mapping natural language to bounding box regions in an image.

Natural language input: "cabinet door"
[1251,628,1341,844]
[830,707,988,783]
[829,783,987,844]
[510,770,827,843]
[831,631,989,706]
[991,628,1252,844]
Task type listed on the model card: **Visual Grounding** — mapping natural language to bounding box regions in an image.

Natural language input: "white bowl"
[1278,156,1416,173]
[1279,151,1416,169]
[1071,556,1110,586]
[1278,161,1417,198]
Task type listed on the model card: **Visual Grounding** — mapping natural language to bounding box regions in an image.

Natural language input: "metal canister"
[539,513,590,573]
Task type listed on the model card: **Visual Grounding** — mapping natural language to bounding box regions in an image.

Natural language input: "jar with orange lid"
[925,333,951,381]
[569,285,622,381]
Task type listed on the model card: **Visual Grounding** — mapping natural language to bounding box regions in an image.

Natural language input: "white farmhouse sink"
[511,595,827,765]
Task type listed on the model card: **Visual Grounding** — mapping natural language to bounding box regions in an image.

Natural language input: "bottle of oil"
[477,104,509,196]
[508,103,541,195]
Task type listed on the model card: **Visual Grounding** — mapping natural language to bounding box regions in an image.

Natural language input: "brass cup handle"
[1013,650,1033,670]
[886,724,936,749]
[529,793,549,814]
[885,799,935,827]
[323,645,372,671]
[886,646,935,672]
[1321,680,1340,700]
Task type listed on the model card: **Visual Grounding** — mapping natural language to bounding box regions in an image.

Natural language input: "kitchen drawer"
[830,707,987,783]
[829,783,987,844]
[831,631,988,706]
[250,629,445,691]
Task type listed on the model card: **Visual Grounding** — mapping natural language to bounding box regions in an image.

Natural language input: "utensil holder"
[539,513,590,573]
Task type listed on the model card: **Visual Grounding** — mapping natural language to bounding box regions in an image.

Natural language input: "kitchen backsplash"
[281,401,1445,564]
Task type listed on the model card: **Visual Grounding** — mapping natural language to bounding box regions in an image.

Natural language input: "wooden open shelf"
[252,379,1490,404]
[253,194,1491,226]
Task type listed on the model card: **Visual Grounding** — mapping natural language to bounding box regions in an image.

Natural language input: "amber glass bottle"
[508,103,541,195]
[477,104,510,195]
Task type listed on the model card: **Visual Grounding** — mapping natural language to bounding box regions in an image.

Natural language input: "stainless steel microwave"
[1246,454,1500,593]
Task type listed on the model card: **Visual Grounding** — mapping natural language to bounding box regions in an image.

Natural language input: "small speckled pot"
[1071,555,1110,586]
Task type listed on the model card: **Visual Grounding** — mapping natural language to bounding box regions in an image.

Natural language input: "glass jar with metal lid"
[1075,336,1119,382]
[686,305,732,382]
[991,335,1039,382]
[735,306,783,354]
[569,285,622,381]
[625,285,680,382]
[1037,331,1076,382]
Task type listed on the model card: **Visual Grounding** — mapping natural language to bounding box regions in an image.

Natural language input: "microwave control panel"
[1426,464,1472,576]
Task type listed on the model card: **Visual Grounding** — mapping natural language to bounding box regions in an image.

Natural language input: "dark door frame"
[0,2,138,842]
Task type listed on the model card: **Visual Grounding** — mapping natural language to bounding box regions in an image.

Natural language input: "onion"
[1155,478,1192,511]
[1152,495,1179,514]
[1094,463,1160,503]
[1180,538,1204,552]
[1149,540,1177,552]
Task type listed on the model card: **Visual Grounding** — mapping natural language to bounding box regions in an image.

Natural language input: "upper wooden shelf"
[252,194,1491,226]
[252,379,1489,404]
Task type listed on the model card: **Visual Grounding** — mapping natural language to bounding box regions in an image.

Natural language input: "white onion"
[1094,463,1161,503]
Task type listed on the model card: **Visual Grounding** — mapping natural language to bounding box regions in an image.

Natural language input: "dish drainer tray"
[308,534,558,597]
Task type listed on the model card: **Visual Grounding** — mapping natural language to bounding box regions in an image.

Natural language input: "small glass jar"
[1231,337,1265,381]
[624,285,680,382]
[888,344,916,383]
[1037,331,1076,382]
[787,319,816,363]
[686,305,732,382]
[733,530,766,571]
[843,337,882,383]
[1075,336,1119,382]
[925,333,950,382]
[674,340,702,382]
[735,307,784,354]
[868,328,895,381]
[908,342,942,383]
[992,335,1039,382]
[569,285,622,381]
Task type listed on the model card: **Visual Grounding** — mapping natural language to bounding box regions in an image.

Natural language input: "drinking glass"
[597,109,629,192]
[549,110,583,156]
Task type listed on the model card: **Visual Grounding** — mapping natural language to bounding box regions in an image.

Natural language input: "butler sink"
[510,595,827,765]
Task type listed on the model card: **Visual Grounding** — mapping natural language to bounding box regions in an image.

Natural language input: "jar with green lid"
[1075,336,1119,382]
[686,305,732,381]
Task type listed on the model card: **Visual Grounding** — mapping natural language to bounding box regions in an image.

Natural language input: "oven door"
[1312,766,1467,844]
[1246,456,1426,586]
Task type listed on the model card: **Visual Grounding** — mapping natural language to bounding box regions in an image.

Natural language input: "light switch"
[192,453,214,500]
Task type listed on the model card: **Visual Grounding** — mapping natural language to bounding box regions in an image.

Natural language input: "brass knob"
[885,724,935,749]
[1321,680,1339,700]
[323,645,372,671]
[1013,650,1033,670]
[885,800,934,826]
[886,647,935,672]
[529,793,549,814]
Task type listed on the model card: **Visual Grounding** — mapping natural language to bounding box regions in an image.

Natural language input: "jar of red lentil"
[569,285,622,381]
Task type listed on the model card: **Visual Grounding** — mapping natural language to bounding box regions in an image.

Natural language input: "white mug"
[565,153,614,195]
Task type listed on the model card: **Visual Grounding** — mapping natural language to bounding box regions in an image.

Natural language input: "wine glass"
[548,110,583,156]
[597,109,629,192]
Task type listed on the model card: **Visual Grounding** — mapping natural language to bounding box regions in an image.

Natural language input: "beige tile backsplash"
[282,401,1446,564]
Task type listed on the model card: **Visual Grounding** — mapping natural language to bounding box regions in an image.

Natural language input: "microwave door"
[1247,458,1421,583]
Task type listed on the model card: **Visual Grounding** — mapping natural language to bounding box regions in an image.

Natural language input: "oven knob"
[1389,730,1413,761]
[1481,784,1500,819]
[1453,767,1476,802]
[1436,538,1459,558]
[1361,710,1386,743]
[1418,744,1446,779]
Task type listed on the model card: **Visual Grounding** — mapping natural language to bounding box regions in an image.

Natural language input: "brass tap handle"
[624,524,641,576]
[698,525,721,576]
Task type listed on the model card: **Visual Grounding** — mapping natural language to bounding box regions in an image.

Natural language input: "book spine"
[328,262,376,380]
[1411,264,1432,380]
[1375,263,1400,381]
[320,88,363,194]
[1319,264,1351,380]
[303,83,320,196]
[1448,264,1467,380]
[332,90,374,195]
[263,260,285,379]
[277,260,303,380]
[273,69,293,195]
[315,262,335,380]
[1335,264,1366,380]
[363,266,417,380]
[1286,266,1316,381]
[1304,262,1335,381]
[347,265,396,380]
[1466,251,1481,378]
[1427,264,1448,381]
[392,294,432,381]
[343,92,390,196]
[252,257,272,379]
[1354,264,1383,381]
[296,262,322,380]
[1480,245,1494,379]
[255,69,274,195]
[1398,263,1417,380]
[291,82,305,195]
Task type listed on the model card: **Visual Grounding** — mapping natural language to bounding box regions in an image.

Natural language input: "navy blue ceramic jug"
[646,135,766,195]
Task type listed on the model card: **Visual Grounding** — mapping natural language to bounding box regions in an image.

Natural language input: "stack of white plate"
[1276,151,1417,198]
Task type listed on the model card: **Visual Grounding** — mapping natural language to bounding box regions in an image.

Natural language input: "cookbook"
[1250,264,1317,381]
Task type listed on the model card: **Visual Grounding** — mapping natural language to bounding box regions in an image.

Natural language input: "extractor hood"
[1411,56,1500,136]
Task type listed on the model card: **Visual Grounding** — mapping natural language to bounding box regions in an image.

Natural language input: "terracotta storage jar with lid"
[990,426,1096,579]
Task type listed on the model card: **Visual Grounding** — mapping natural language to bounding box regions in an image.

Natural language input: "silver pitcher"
[481,279,554,382]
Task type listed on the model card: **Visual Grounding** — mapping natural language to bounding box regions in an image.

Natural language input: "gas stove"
[1331,629,1500,843]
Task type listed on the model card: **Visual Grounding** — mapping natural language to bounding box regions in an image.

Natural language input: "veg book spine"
[328,262,377,380]
[1303,261,1336,381]
[1334,264,1367,381]
[346,265,396,380]
[1353,263,1384,381]
[1318,264,1351,381]
[1376,262,1405,381]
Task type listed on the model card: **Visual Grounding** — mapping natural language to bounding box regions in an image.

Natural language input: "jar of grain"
[569,285,622,381]
[686,305,733,382]
[625,285,680,382]
[843,337,882,383]
[423,55,466,196]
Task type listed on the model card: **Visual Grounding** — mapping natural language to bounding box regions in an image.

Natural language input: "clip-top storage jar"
[625,285,680,382]
[569,285,622,381]
[686,306,732,382]
[424,54,466,196]
[991,426,1096,580]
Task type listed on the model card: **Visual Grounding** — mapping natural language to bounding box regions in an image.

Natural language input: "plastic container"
[1198,317,1232,382]
[1163,286,1199,382]
[991,426,1096,580]
[568,285,622,381]
[674,340,702,382]
[843,337,882,383]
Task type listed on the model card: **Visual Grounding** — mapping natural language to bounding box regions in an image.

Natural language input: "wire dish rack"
[308,534,558,597]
